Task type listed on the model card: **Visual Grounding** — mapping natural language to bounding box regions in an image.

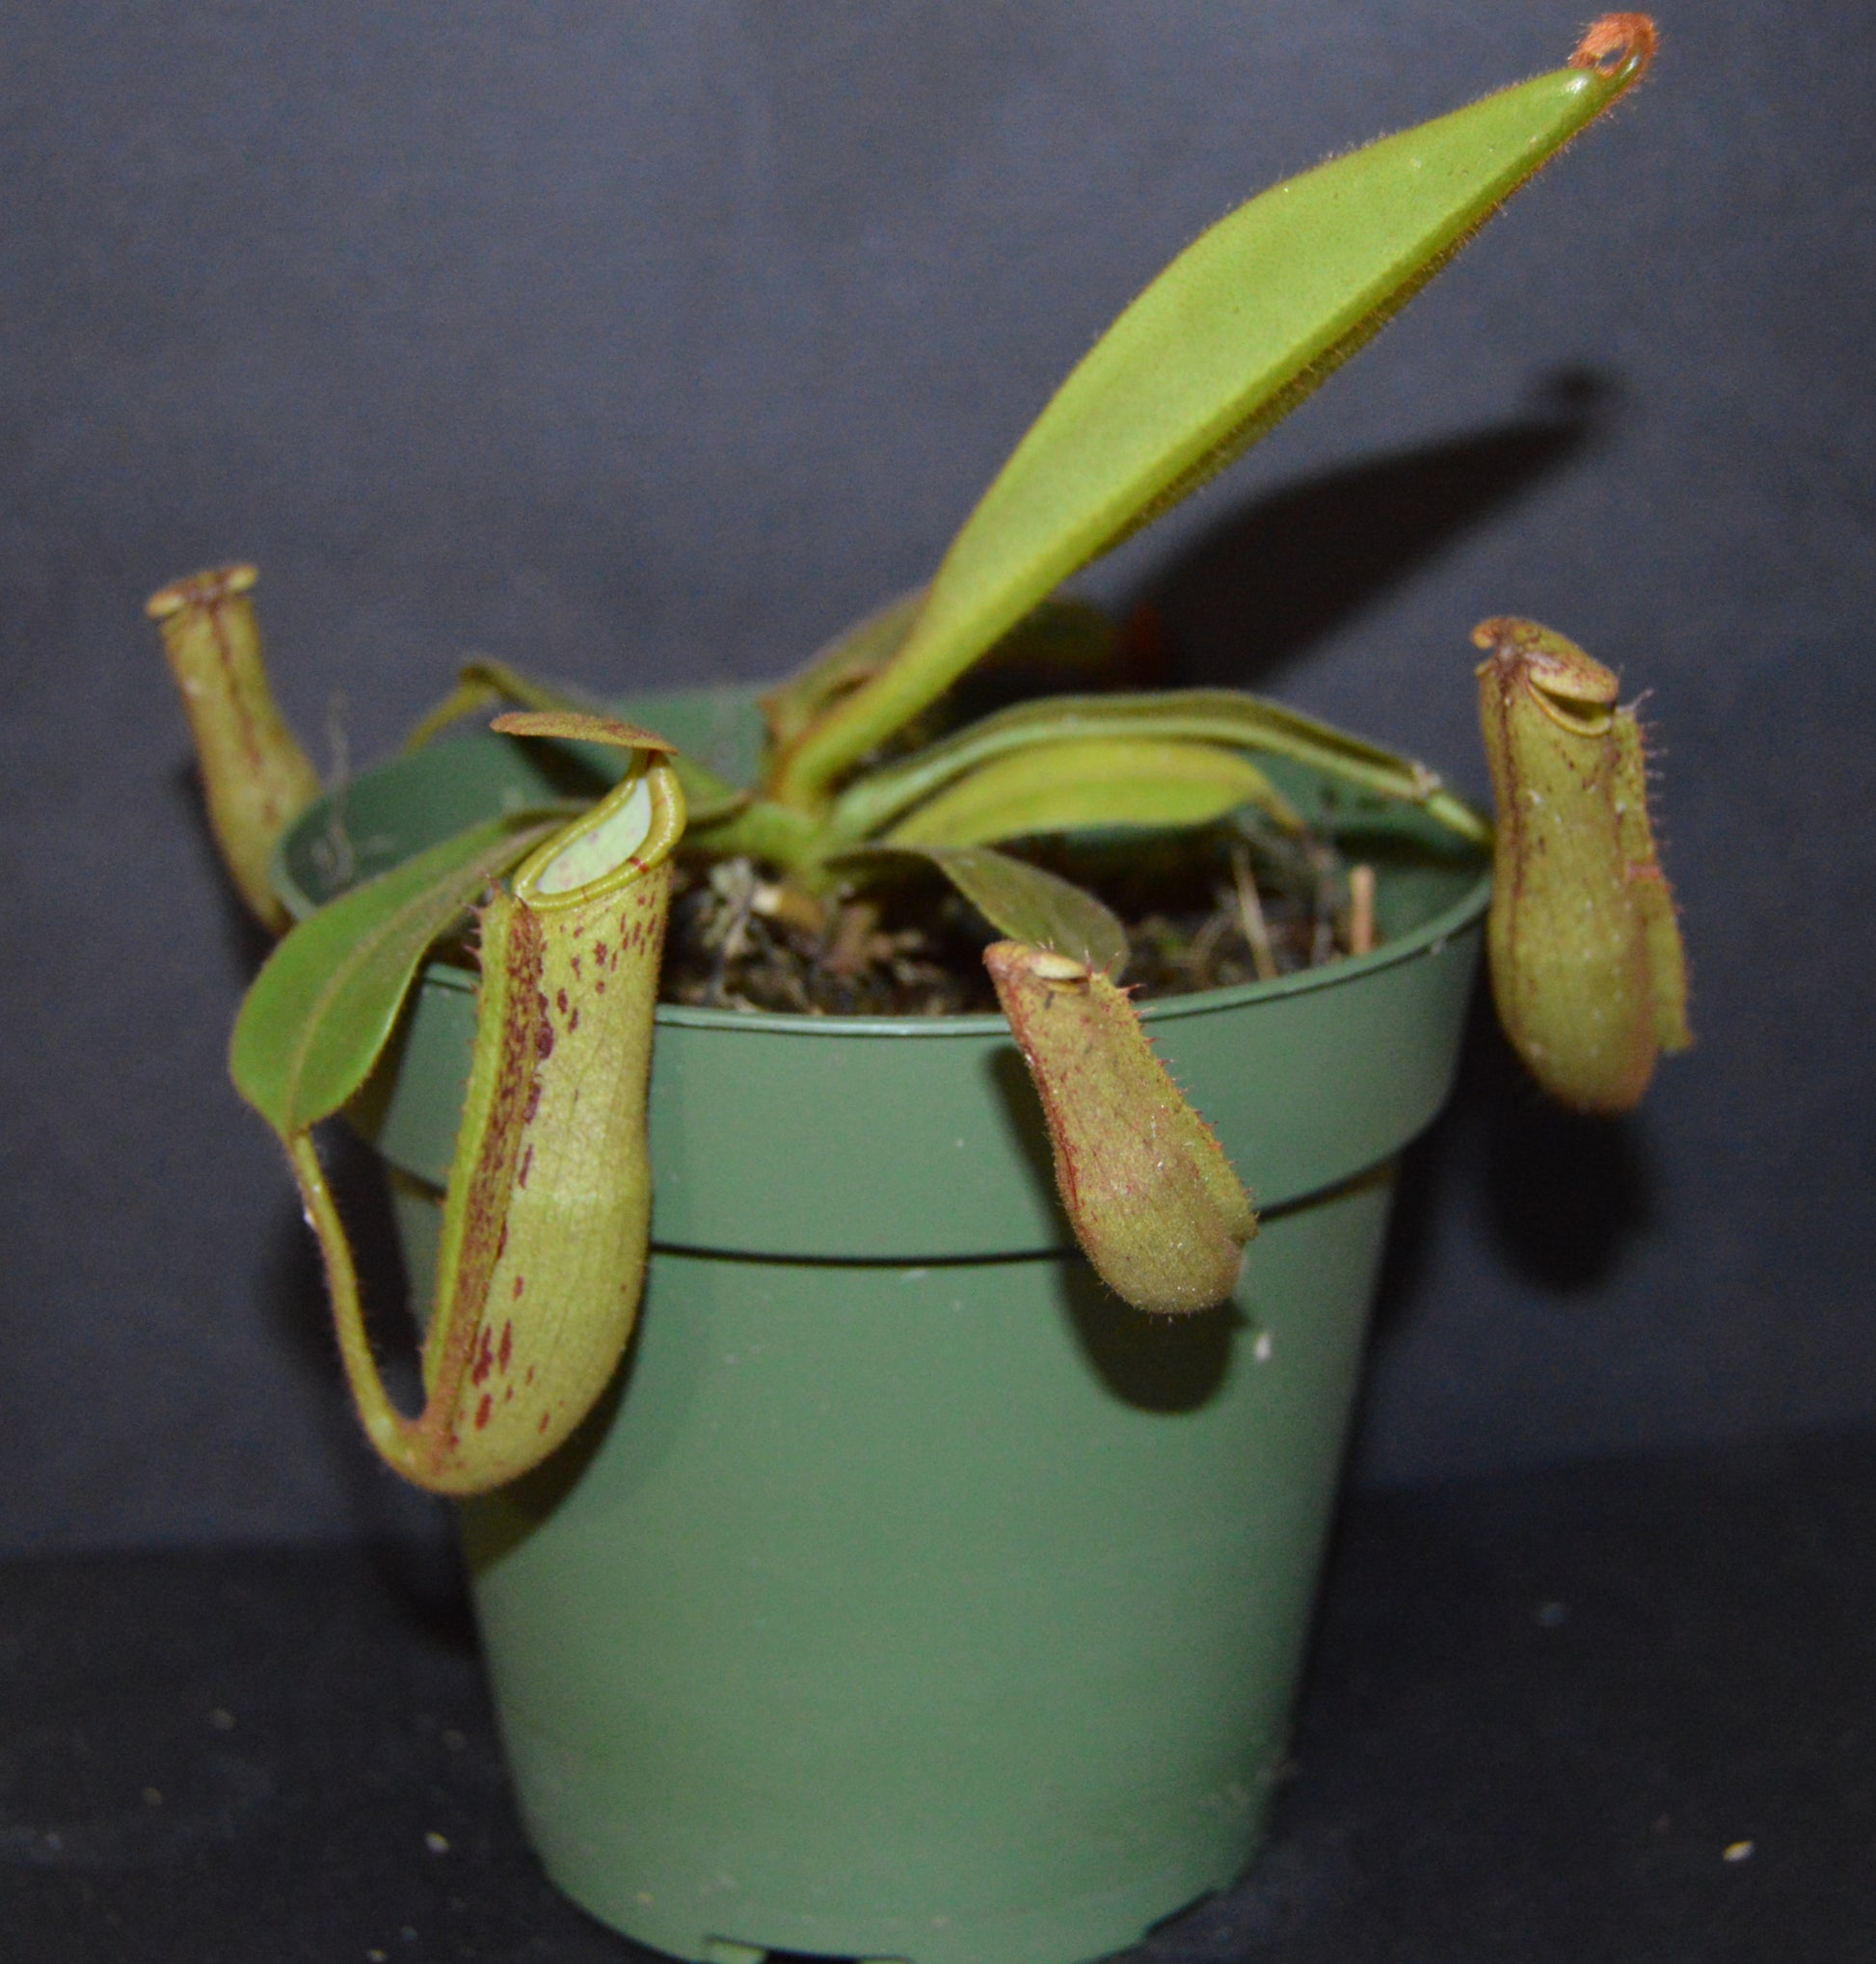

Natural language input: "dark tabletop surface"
[4,1424,1872,1964]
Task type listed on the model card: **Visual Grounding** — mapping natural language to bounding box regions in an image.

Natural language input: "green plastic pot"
[277,689,1489,1964]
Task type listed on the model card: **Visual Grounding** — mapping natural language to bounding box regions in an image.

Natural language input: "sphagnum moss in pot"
[152,19,1686,1964]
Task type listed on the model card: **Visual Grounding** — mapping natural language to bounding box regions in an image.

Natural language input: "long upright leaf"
[770,18,1653,806]
[230,812,563,1135]
[758,587,926,754]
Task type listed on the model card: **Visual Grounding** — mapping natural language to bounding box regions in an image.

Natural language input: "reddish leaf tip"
[1569,14,1657,82]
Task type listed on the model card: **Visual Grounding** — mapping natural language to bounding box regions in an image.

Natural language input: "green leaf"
[404,659,606,754]
[880,736,1295,848]
[661,756,747,825]
[759,587,926,754]
[827,686,1490,847]
[764,592,1121,764]
[771,23,1651,805]
[230,813,563,1136]
[839,843,1129,976]
[928,597,1119,710]
[682,796,823,871]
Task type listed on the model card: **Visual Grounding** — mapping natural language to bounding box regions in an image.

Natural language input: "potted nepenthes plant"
[152,19,1684,1964]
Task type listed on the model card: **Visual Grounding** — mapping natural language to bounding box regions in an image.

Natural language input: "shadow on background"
[1367,985,1656,1352]
[1471,1016,1654,1296]
[1136,369,1616,690]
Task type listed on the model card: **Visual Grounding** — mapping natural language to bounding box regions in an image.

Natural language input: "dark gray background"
[4,2,1871,1552]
